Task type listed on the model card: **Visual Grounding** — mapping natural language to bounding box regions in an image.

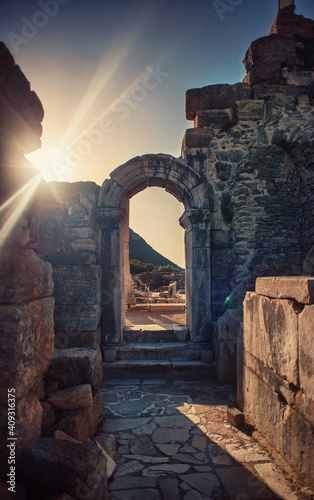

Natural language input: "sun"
[26,146,72,183]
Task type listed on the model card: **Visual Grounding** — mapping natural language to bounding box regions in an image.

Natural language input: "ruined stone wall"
[36,181,102,350]
[0,43,55,485]
[238,277,314,489]
[183,11,314,322]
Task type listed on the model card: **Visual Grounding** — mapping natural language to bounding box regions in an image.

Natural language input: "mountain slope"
[129,228,183,270]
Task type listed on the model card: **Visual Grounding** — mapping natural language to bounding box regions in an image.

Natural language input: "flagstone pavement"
[97,379,311,500]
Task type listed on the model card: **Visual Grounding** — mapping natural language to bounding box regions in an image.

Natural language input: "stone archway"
[97,154,211,346]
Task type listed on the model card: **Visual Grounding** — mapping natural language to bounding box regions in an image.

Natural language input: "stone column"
[97,208,127,345]
[180,209,211,342]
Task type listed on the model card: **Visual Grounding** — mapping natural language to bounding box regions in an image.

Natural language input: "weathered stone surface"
[143,464,190,476]
[54,328,101,350]
[243,35,297,86]
[254,463,299,500]
[269,11,314,39]
[48,384,93,411]
[38,212,64,256]
[194,108,233,128]
[52,406,96,442]
[0,248,53,304]
[151,427,189,444]
[54,304,101,332]
[0,298,54,404]
[95,434,116,459]
[186,83,251,120]
[0,43,43,153]
[236,100,265,121]
[19,438,108,500]
[243,292,299,384]
[256,276,314,304]
[298,305,314,400]
[179,473,221,497]
[104,418,151,433]
[182,128,214,149]
[53,266,101,305]
[41,402,56,436]
[95,441,116,479]
[159,477,180,500]
[44,347,103,391]
[47,252,97,266]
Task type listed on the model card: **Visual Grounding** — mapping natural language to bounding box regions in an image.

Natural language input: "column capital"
[179,209,210,229]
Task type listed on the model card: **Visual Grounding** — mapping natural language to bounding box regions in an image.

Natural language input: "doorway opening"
[125,186,186,329]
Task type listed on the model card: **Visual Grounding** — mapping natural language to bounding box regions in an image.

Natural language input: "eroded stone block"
[48,384,93,411]
[0,248,53,304]
[44,347,103,391]
[54,305,101,332]
[256,276,314,304]
[0,298,55,404]
[53,266,101,305]
[243,292,298,384]
[186,83,251,120]
[182,128,214,149]
[19,438,108,500]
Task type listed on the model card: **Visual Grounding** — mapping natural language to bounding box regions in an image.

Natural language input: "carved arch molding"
[97,154,211,344]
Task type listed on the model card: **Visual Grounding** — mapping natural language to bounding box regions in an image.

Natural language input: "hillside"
[129,229,183,270]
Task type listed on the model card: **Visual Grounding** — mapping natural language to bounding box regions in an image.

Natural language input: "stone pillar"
[97,208,127,345]
[180,209,211,342]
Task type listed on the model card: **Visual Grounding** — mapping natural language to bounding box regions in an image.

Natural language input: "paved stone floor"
[98,379,308,500]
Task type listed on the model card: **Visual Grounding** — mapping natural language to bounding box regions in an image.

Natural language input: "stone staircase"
[102,324,216,380]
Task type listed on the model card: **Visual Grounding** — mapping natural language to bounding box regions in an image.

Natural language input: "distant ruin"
[0,5,313,498]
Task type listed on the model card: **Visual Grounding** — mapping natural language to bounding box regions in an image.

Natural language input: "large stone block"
[0,298,55,405]
[243,292,298,384]
[298,305,314,401]
[38,212,64,256]
[47,252,97,266]
[243,34,297,75]
[236,100,265,121]
[186,83,251,120]
[54,304,101,332]
[194,108,233,128]
[19,438,108,500]
[53,266,101,305]
[0,249,53,304]
[256,276,314,304]
[182,128,214,149]
[269,11,314,38]
[44,347,103,391]
[48,384,93,411]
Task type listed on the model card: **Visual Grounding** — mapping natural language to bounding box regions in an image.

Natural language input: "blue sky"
[1,0,313,267]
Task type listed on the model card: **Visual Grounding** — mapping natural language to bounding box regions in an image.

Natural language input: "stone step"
[102,359,216,380]
[124,324,189,343]
[112,342,205,361]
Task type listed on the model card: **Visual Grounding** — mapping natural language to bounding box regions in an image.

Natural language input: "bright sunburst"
[26,147,70,183]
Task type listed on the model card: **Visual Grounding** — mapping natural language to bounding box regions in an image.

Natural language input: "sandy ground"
[125,311,186,326]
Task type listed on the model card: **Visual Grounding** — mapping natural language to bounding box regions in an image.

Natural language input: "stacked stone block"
[37,181,102,350]
[183,11,314,320]
[238,277,314,489]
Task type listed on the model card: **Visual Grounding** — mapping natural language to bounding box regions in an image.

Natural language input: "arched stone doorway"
[97,154,211,346]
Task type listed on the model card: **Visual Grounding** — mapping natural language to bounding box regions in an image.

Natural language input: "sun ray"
[0,173,42,249]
